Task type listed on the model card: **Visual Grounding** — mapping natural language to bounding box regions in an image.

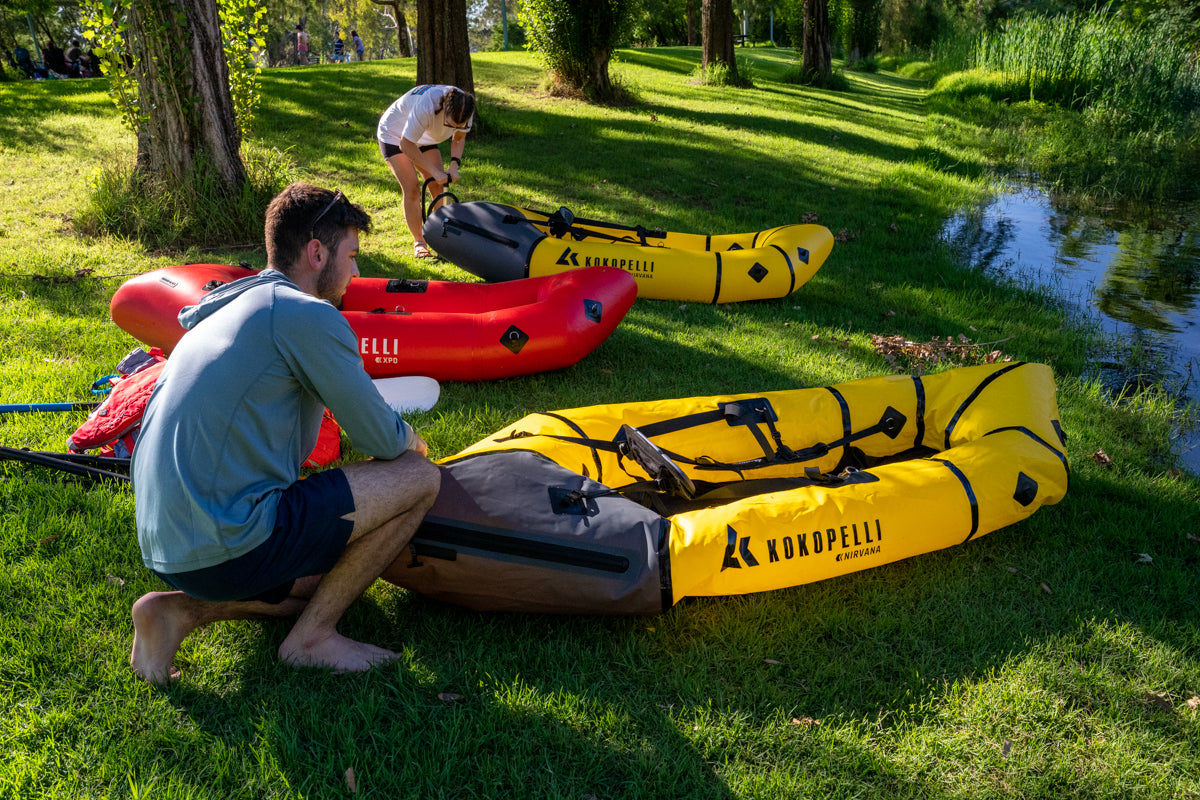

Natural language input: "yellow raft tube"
[387,362,1070,614]
[421,200,835,304]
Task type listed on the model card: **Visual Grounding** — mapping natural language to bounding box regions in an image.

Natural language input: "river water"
[942,186,1200,475]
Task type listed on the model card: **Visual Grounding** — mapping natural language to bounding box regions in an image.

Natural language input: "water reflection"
[943,185,1200,474]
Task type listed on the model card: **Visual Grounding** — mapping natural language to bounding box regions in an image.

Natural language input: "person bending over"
[129,183,441,685]
[377,84,476,259]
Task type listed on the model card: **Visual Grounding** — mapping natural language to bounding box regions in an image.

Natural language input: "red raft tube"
[109,263,638,382]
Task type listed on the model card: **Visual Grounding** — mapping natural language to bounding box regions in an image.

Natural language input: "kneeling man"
[130,183,441,684]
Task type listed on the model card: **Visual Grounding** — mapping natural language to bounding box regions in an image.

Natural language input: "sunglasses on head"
[443,111,470,130]
[310,189,344,241]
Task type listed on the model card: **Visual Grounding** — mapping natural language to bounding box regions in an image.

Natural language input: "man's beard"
[315,263,343,307]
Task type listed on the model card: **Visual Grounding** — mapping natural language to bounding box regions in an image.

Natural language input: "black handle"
[421,177,459,223]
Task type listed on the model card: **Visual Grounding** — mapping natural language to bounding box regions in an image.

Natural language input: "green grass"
[925,12,1200,202]
[1,48,1198,799]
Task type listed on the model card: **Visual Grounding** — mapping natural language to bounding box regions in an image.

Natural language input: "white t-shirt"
[376,85,472,147]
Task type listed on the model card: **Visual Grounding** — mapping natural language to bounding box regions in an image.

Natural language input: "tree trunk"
[686,0,697,46]
[415,0,474,97]
[398,9,413,57]
[129,0,245,191]
[371,1,413,57]
[589,49,613,99]
[801,0,832,82]
[701,0,738,81]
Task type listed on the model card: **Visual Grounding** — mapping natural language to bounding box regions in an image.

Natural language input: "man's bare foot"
[130,591,195,685]
[278,630,401,673]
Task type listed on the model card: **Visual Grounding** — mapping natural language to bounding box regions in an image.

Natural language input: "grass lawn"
[1,47,1197,798]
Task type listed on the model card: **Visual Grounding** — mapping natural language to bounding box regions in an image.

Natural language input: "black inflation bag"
[421,202,546,282]
[392,451,671,615]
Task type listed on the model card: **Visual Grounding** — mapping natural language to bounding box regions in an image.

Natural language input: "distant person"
[377,85,476,259]
[64,38,82,77]
[352,30,364,61]
[295,24,309,65]
[43,40,66,75]
[14,45,46,79]
[128,182,441,684]
[79,49,100,78]
[333,33,346,63]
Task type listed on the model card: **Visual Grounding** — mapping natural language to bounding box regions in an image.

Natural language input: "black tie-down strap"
[502,206,667,247]
[494,399,910,494]
[436,216,522,248]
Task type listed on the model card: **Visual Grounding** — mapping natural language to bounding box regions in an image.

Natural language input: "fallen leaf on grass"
[105,574,124,586]
[1093,449,1113,468]
[800,211,820,224]
[1041,583,1053,595]
[1135,553,1153,564]
[438,692,463,703]
[764,658,782,665]
[868,333,1013,374]
[1186,696,1199,710]
[791,716,821,727]
[345,767,357,793]
[1143,692,1173,712]
[37,536,59,546]
[1187,533,1199,543]
[1002,738,1012,757]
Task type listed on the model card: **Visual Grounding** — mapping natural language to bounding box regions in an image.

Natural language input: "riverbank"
[1,49,1197,798]
[921,12,1200,204]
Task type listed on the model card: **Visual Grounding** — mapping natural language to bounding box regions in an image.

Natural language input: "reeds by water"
[970,13,1200,127]
[929,11,1200,201]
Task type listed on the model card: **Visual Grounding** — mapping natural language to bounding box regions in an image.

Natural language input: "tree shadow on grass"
[127,324,1198,795]
[162,605,739,798]
[0,79,113,154]
[158,454,1196,797]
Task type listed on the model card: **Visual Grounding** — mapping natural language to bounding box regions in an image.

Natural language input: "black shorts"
[379,140,440,159]
[153,469,356,604]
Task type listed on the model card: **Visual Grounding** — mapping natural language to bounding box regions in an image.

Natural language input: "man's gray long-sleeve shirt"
[132,269,414,573]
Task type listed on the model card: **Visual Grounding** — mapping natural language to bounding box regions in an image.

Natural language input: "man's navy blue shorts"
[153,469,356,604]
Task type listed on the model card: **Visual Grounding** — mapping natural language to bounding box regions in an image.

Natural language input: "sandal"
[413,242,435,259]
